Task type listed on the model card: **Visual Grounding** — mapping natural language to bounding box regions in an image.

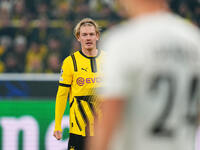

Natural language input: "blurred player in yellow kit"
[53,18,104,150]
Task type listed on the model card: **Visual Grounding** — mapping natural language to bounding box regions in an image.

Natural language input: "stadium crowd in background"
[0,0,199,73]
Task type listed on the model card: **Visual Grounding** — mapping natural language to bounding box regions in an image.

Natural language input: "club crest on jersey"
[76,77,102,86]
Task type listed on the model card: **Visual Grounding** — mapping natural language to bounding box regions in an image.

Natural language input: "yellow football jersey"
[55,50,104,136]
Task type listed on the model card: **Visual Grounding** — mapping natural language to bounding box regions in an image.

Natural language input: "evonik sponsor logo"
[76,77,102,86]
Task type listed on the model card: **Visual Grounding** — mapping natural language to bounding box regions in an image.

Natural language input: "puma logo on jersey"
[81,68,88,72]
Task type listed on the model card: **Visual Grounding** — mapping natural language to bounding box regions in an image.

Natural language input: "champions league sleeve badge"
[59,68,64,81]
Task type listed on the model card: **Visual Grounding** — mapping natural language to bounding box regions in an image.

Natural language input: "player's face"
[78,25,99,51]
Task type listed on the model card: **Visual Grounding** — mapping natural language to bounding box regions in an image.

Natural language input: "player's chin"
[86,46,94,51]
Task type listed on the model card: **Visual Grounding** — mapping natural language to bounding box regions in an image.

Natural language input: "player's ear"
[96,33,100,41]
[77,35,81,42]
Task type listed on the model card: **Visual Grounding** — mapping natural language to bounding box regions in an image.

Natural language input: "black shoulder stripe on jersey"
[90,58,97,73]
[71,54,78,72]
[59,83,71,87]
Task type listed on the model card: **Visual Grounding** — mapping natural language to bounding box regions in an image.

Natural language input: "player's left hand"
[53,130,62,140]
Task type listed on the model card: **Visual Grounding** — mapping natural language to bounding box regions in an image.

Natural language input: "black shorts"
[67,133,87,150]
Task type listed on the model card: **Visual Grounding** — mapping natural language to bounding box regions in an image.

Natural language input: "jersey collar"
[79,50,101,59]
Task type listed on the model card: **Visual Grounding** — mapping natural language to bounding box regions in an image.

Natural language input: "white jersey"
[101,12,200,150]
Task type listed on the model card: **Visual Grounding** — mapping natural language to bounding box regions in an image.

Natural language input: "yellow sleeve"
[59,56,73,85]
[54,86,70,131]
[54,56,73,131]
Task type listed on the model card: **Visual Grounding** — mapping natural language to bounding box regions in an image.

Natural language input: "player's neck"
[82,48,98,57]
[129,1,170,18]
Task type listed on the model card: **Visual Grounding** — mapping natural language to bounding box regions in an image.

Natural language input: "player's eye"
[90,33,95,36]
[82,33,87,36]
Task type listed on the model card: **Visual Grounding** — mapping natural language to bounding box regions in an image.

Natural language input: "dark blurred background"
[0,0,199,74]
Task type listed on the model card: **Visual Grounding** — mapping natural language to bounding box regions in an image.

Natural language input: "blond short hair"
[74,18,100,39]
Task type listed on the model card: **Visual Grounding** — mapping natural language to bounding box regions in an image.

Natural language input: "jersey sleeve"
[59,56,74,86]
[54,86,70,131]
[54,56,73,131]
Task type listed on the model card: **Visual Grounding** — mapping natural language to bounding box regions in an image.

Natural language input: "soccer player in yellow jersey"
[53,18,104,150]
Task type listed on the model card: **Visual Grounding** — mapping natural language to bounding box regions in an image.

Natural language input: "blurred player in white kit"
[86,0,200,150]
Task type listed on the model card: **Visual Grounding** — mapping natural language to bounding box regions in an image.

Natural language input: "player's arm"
[54,86,70,140]
[53,57,73,140]
[86,97,125,150]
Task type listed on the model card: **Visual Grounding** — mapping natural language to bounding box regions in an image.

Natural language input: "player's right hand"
[53,130,62,140]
